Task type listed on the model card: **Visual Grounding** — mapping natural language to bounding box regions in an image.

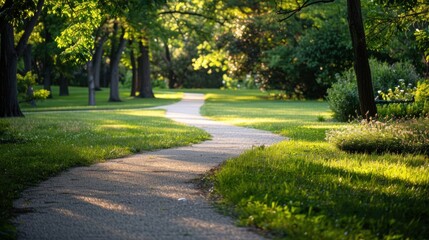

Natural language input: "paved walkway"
[13,93,285,240]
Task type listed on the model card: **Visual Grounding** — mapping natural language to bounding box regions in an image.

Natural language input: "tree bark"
[0,0,44,117]
[347,0,377,118]
[164,42,177,89]
[23,44,36,106]
[93,35,107,91]
[43,26,53,98]
[108,23,127,102]
[23,44,32,73]
[130,45,138,97]
[138,42,155,98]
[0,22,23,117]
[59,73,69,96]
[87,61,96,105]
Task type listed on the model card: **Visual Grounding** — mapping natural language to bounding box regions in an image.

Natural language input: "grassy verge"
[1,98,210,238]
[21,86,181,112]
[201,91,429,239]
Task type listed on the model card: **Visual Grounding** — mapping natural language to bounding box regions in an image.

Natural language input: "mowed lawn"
[200,91,429,239]
[0,90,210,238]
[21,86,181,112]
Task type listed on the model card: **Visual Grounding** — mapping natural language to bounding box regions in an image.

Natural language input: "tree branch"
[277,0,335,21]
[158,10,226,25]
[16,0,44,56]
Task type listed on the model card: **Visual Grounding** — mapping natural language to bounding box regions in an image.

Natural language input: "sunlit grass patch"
[0,109,209,235]
[201,91,429,239]
[327,117,429,155]
[214,141,429,239]
[21,86,182,112]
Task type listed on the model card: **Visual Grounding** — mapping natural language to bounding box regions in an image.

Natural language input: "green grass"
[21,86,182,112]
[0,101,210,238]
[201,91,429,239]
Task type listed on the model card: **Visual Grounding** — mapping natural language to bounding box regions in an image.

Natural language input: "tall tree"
[277,0,377,118]
[138,40,155,98]
[347,0,376,117]
[53,0,103,105]
[108,20,127,102]
[0,0,44,117]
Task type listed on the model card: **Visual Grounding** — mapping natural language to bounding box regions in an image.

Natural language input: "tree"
[277,0,377,118]
[108,20,127,102]
[53,0,103,105]
[138,40,155,98]
[0,0,44,117]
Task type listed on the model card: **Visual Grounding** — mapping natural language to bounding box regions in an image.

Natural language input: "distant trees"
[0,0,426,118]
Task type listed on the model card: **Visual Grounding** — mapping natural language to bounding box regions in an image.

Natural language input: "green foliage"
[371,59,419,93]
[16,72,37,94]
[414,27,429,62]
[32,89,51,100]
[326,72,360,122]
[327,118,429,155]
[377,79,429,118]
[415,79,429,104]
[327,59,420,121]
[17,72,50,103]
[377,79,415,101]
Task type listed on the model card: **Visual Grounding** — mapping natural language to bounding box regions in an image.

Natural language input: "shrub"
[377,79,429,118]
[371,59,419,92]
[326,71,360,122]
[17,72,50,104]
[327,59,420,121]
[326,117,429,155]
[415,79,429,114]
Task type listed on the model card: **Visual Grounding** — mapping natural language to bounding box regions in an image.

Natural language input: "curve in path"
[13,93,285,240]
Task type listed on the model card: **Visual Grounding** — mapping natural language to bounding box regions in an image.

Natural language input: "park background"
[1,0,429,239]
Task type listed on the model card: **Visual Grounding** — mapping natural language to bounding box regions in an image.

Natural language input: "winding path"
[13,93,285,240]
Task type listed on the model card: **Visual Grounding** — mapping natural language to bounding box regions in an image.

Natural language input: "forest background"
[1,0,428,118]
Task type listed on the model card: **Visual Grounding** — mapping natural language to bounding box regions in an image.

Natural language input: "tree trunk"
[108,23,126,102]
[164,42,176,89]
[59,74,69,96]
[87,61,96,105]
[0,0,43,117]
[0,22,24,117]
[347,0,377,118]
[93,35,107,91]
[23,44,32,73]
[43,28,53,98]
[130,46,138,97]
[23,44,36,106]
[138,42,155,98]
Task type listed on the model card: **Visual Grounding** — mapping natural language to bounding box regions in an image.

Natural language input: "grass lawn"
[0,90,209,238]
[21,86,181,112]
[200,91,429,239]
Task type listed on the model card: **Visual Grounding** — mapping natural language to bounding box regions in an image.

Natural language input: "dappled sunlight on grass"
[215,140,429,239]
[202,90,429,238]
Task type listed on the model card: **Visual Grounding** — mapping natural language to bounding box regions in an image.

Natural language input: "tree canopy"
[0,0,427,117]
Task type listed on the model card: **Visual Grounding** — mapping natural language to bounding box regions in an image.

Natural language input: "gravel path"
[13,93,285,240]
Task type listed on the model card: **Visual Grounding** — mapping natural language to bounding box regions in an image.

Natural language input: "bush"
[371,59,419,92]
[326,117,429,155]
[415,79,429,114]
[377,79,429,118]
[327,59,420,121]
[326,71,360,122]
